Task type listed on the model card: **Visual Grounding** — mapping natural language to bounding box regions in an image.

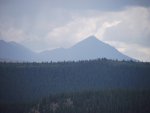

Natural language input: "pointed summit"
[71,35,107,49]
[77,35,101,44]
[84,35,99,41]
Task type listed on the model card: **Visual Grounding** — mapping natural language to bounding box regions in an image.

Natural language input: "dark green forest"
[0,59,150,113]
[29,90,150,113]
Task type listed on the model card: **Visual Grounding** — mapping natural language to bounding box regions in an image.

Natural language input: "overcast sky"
[0,0,150,61]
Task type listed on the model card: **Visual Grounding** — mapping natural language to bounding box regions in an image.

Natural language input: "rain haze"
[0,0,150,61]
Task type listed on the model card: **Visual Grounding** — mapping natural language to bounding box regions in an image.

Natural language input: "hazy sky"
[0,0,150,61]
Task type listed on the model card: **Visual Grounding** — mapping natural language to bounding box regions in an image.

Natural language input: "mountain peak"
[72,35,104,49]
[84,35,99,42]
[86,35,97,39]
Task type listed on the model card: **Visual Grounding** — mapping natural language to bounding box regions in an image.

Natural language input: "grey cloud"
[104,24,150,47]
[1,0,150,13]
[103,7,150,47]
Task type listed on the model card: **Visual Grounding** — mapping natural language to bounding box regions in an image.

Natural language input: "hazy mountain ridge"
[0,36,133,62]
[0,40,37,62]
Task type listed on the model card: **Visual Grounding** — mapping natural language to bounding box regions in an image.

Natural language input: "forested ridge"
[0,59,150,113]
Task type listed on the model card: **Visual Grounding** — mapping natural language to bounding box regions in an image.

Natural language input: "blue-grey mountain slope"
[39,36,132,61]
[0,40,36,62]
[67,36,131,61]
[0,36,133,62]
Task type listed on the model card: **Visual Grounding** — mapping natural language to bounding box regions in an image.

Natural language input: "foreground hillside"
[1,90,150,113]
[28,90,150,113]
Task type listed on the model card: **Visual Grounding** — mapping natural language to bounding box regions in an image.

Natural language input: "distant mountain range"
[0,40,37,62]
[0,36,133,62]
